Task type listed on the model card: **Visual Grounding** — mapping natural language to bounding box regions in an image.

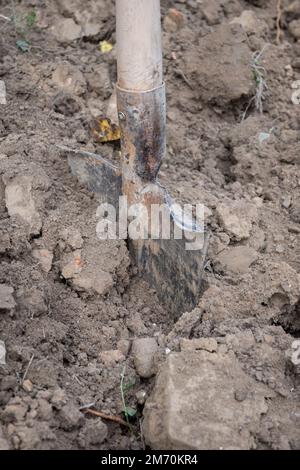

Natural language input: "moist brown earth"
[0,0,300,450]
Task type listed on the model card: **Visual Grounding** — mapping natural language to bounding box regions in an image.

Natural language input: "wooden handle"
[116,0,163,92]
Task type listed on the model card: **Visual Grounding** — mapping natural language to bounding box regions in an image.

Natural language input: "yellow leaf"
[91,117,121,143]
[100,41,113,53]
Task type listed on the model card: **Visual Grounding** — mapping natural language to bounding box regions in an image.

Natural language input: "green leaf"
[124,406,137,418]
[26,11,37,28]
[16,39,31,52]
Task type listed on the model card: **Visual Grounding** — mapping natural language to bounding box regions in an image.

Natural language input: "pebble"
[132,338,158,378]
[99,350,125,367]
[22,380,33,393]
[0,340,6,365]
[0,284,16,312]
[59,403,84,431]
[51,18,82,43]
[0,80,7,105]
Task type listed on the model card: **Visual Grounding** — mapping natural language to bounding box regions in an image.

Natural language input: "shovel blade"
[130,234,209,316]
[60,147,122,209]
[61,147,208,315]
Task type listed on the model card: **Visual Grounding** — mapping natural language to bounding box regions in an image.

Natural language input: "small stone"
[60,228,83,249]
[20,287,47,318]
[0,80,7,105]
[87,97,103,118]
[132,338,158,378]
[292,58,300,70]
[286,340,300,376]
[59,403,84,431]
[51,388,67,410]
[77,352,88,365]
[230,10,268,37]
[180,337,218,353]
[215,246,258,274]
[73,270,113,296]
[16,425,42,449]
[0,284,16,312]
[37,398,52,421]
[60,243,115,297]
[86,64,111,98]
[136,390,147,406]
[289,19,300,40]
[5,175,42,236]
[200,0,223,25]
[216,199,258,241]
[126,313,147,336]
[82,23,101,38]
[163,8,185,32]
[0,376,17,391]
[0,437,9,450]
[287,1,300,15]
[51,18,82,43]
[22,380,33,393]
[27,359,58,388]
[1,401,28,423]
[78,418,108,447]
[32,249,53,273]
[0,340,6,365]
[235,389,248,402]
[61,250,83,279]
[263,335,274,345]
[52,62,87,96]
[184,24,254,107]
[117,340,131,357]
[0,425,10,449]
[282,195,292,209]
[99,349,125,367]
[143,351,271,450]
[52,92,81,116]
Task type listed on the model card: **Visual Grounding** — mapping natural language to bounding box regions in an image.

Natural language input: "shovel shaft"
[116,0,166,206]
[116,0,163,91]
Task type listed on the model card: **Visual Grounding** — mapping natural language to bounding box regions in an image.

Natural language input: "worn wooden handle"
[116,0,163,92]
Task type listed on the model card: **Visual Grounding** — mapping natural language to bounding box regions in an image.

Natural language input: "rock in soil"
[216,199,259,241]
[0,80,7,105]
[214,245,258,274]
[0,285,16,312]
[183,24,255,106]
[0,341,6,365]
[59,403,84,431]
[143,351,273,450]
[52,62,87,96]
[286,340,300,379]
[4,176,42,236]
[132,338,158,378]
[1,400,28,423]
[78,418,108,448]
[32,249,53,274]
[51,18,82,43]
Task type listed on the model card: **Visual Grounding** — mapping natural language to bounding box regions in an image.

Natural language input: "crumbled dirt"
[0,0,300,450]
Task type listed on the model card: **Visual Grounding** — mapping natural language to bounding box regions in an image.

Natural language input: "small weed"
[26,10,36,28]
[120,366,137,424]
[242,45,269,121]
[8,1,37,53]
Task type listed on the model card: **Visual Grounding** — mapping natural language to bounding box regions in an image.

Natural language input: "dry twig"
[276,0,282,45]
[84,408,131,428]
[22,354,34,383]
